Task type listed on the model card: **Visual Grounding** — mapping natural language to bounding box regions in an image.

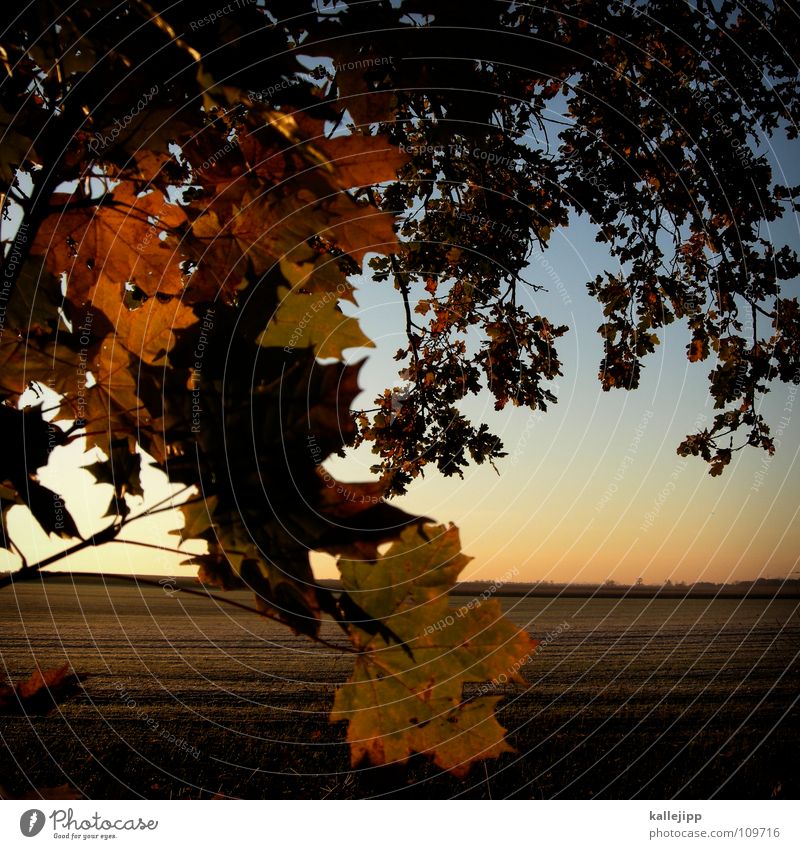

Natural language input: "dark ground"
[1,576,797,799]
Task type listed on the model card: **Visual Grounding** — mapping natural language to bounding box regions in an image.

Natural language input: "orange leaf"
[324,193,399,264]
[688,337,708,362]
[312,133,409,189]
[34,183,187,300]
[0,665,86,716]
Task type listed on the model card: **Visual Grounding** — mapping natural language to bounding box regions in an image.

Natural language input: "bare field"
[1,577,798,799]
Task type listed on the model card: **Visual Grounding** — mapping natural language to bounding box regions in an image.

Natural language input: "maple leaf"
[0,665,86,716]
[0,103,40,186]
[31,185,196,365]
[83,337,165,460]
[35,183,187,300]
[185,189,334,294]
[0,334,85,401]
[331,524,536,776]
[0,405,80,539]
[278,250,356,303]
[184,209,250,303]
[187,508,324,637]
[27,15,96,79]
[257,285,374,359]
[170,495,218,541]
[230,190,330,276]
[323,193,399,264]
[83,439,144,518]
[89,278,197,365]
[297,46,398,126]
[309,131,410,189]
[2,255,66,336]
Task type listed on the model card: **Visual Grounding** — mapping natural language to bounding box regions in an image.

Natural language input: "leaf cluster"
[1,0,798,776]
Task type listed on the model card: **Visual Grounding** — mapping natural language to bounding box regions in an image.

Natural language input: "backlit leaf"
[257,286,374,359]
[331,524,536,776]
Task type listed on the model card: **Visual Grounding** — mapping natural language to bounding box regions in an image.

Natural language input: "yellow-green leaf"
[257,286,374,359]
[331,524,536,776]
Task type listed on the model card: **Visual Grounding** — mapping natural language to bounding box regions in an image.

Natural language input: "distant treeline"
[448,578,800,600]
[6,572,799,600]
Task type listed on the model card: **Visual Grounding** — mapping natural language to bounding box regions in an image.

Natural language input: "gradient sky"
[3,134,798,587]
[4,208,798,586]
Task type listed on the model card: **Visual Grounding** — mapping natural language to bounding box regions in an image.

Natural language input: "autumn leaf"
[323,193,399,264]
[310,132,410,189]
[709,448,732,476]
[0,665,86,716]
[189,513,324,637]
[331,524,536,776]
[297,45,397,126]
[186,188,334,287]
[185,209,250,303]
[84,337,165,459]
[0,334,85,401]
[228,190,331,275]
[311,470,427,559]
[2,254,66,335]
[34,183,187,300]
[171,495,218,541]
[0,103,40,186]
[83,439,144,518]
[32,184,196,364]
[0,405,80,539]
[88,276,197,365]
[688,335,709,362]
[278,251,356,303]
[257,285,374,359]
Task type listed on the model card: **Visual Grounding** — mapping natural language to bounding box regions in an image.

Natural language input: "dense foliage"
[1,0,797,774]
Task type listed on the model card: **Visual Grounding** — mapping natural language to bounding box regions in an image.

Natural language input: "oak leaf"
[311,132,409,189]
